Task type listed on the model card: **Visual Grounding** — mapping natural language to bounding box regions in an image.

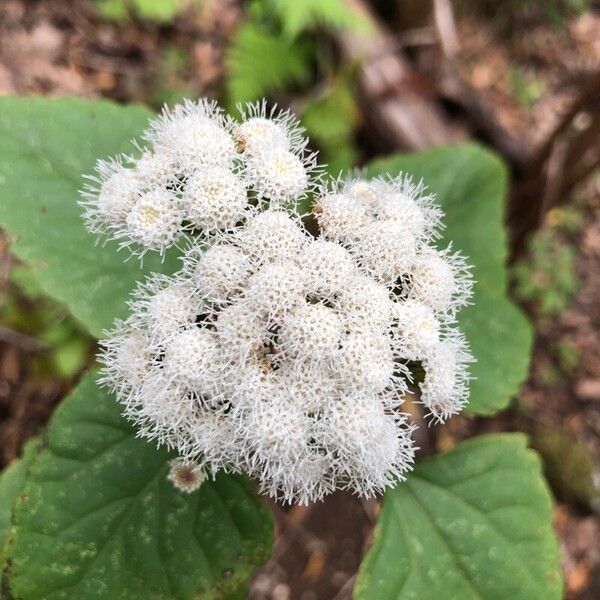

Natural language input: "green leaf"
[269,0,370,38]
[134,0,185,23]
[227,22,312,106]
[0,97,181,339]
[0,438,41,562]
[355,434,562,600]
[94,0,129,21]
[95,0,185,23]
[4,373,273,600]
[367,145,533,415]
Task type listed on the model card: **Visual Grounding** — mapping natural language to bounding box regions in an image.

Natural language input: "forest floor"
[0,1,598,599]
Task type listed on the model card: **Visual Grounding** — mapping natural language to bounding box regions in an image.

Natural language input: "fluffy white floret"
[96,163,140,222]
[350,220,417,285]
[335,275,393,333]
[408,246,473,317]
[420,331,474,423]
[344,178,384,212]
[80,159,141,238]
[239,210,306,264]
[232,100,307,153]
[215,301,268,359]
[98,326,152,392]
[297,240,355,299]
[335,332,396,395]
[279,302,343,360]
[183,244,252,304]
[392,299,441,360]
[144,99,235,170]
[373,175,442,241]
[132,149,178,189]
[322,397,416,497]
[245,145,314,206]
[243,261,305,320]
[182,166,248,232]
[314,191,371,243]
[125,189,183,254]
[162,328,221,394]
[133,276,201,341]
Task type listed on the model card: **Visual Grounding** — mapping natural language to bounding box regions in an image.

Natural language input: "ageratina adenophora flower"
[80,99,320,259]
[96,99,475,504]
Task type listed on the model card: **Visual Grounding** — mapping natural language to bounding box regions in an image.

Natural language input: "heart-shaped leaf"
[0,97,180,339]
[355,434,562,599]
[3,373,273,600]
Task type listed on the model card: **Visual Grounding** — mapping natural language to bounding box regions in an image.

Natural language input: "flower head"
[95,98,475,505]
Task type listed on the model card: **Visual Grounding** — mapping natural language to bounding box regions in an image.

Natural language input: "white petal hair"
[92,98,476,504]
[79,99,322,259]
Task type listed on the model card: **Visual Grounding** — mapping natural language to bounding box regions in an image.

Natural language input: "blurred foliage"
[227,21,313,107]
[509,68,546,110]
[269,0,368,38]
[532,428,599,510]
[552,339,580,375]
[546,204,585,234]
[457,0,589,31]
[152,45,194,108]
[227,0,368,173]
[512,229,578,316]
[1,265,92,380]
[94,0,189,23]
[301,71,361,174]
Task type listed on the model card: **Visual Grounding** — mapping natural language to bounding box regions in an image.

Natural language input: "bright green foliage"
[512,229,578,316]
[355,434,562,599]
[0,97,181,339]
[268,0,369,38]
[226,0,368,108]
[0,438,41,563]
[4,373,273,600]
[302,72,360,174]
[368,145,533,415]
[227,22,312,107]
[95,0,187,23]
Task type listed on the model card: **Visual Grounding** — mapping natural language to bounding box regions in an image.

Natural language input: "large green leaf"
[3,373,273,600]
[0,438,41,563]
[368,145,533,415]
[355,434,562,599]
[0,97,180,339]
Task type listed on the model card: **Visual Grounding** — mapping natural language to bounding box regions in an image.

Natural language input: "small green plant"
[509,67,546,110]
[94,0,189,23]
[512,229,578,316]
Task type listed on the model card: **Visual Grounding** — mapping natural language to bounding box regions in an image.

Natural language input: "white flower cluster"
[95,99,474,504]
[81,99,319,259]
